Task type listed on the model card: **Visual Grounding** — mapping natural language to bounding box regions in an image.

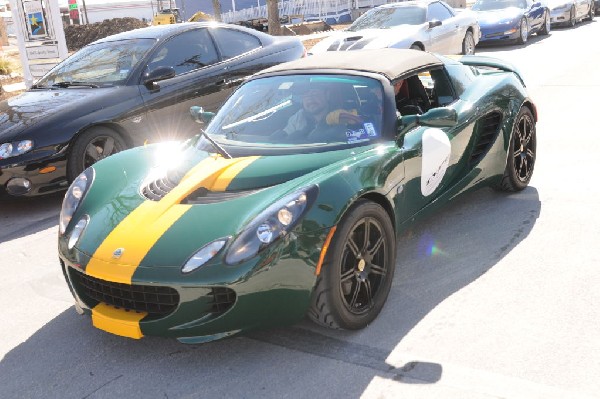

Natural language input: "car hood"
[68,144,380,273]
[310,26,420,53]
[0,87,122,141]
[476,9,523,26]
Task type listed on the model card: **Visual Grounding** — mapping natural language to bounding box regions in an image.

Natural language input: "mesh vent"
[469,111,503,166]
[70,268,179,317]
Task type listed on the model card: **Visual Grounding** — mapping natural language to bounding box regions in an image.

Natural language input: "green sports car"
[58,49,537,343]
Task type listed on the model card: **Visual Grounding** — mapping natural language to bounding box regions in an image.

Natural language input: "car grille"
[70,268,179,317]
[69,268,236,318]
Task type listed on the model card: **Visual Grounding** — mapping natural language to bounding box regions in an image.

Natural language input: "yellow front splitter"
[91,303,147,339]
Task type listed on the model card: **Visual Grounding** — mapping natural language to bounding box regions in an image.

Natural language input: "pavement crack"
[82,374,123,399]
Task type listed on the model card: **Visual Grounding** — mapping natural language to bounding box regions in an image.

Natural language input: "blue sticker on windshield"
[346,123,378,143]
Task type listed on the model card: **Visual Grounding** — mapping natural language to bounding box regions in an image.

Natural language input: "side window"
[427,2,453,21]
[210,28,261,60]
[147,29,219,76]
[394,67,456,115]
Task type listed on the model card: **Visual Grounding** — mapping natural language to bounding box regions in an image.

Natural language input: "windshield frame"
[35,38,157,88]
[195,70,395,157]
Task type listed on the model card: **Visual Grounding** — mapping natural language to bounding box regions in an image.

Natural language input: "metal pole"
[81,0,89,24]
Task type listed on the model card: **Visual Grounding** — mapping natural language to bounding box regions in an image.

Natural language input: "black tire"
[410,44,423,51]
[587,3,595,20]
[517,18,528,44]
[496,107,536,192]
[461,30,476,55]
[539,10,551,35]
[309,200,396,330]
[569,6,577,27]
[67,127,127,181]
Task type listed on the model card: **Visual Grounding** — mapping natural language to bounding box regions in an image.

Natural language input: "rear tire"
[67,127,127,181]
[309,200,396,330]
[587,3,595,20]
[410,44,423,51]
[496,107,536,192]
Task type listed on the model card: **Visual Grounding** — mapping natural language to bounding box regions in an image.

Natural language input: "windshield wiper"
[201,129,231,159]
[52,81,99,88]
[30,84,49,89]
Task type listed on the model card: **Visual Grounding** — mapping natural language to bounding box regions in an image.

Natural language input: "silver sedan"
[309,0,481,55]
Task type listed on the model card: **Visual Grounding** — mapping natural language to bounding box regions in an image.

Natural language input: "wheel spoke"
[364,280,374,309]
[103,137,115,155]
[370,263,386,276]
[340,268,355,283]
[349,281,361,308]
[346,235,361,258]
[526,148,535,160]
[513,148,522,159]
[85,145,101,161]
[362,218,371,252]
[367,235,384,258]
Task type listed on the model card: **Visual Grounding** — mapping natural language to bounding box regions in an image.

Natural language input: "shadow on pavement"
[0,186,541,397]
[0,192,63,242]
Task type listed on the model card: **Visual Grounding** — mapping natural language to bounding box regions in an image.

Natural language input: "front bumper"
[59,227,329,343]
[0,154,68,198]
[478,26,521,43]
[550,8,571,24]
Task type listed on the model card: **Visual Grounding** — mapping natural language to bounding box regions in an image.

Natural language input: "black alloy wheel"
[68,127,127,181]
[496,106,536,192]
[309,200,396,330]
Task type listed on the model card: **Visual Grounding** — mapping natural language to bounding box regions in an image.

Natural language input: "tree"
[267,0,281,35]
[212,0,222,22]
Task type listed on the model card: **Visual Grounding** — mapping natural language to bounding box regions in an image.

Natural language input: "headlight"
[0,140,33,159]
[68,216,90,250]
[59,168,94,235]
[225,185,319,265]
[182,238,228,274]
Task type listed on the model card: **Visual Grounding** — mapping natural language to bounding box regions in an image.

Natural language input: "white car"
[310,0,480,55]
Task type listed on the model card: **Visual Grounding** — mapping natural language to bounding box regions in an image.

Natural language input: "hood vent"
[469,111,502,166]
[182,187,263,205]
[141,169,184,201]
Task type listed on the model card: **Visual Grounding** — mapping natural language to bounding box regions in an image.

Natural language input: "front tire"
[496,107,536,192]
[587,2,595,20]
[67,127,127,181]
[569,6,577,27]
[309,200,396,330]
[462,30,476,55]
[517,18,529,44]
[539,10,551,35]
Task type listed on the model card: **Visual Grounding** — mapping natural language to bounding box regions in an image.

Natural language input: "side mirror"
[428,20,442,29]
[142,66,176,89]
[190,106,215,124]
[397,107,458,136]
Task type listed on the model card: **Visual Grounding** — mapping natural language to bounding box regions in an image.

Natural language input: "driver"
[281,85,363,142]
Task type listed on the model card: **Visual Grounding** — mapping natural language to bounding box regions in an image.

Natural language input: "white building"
[58,0,170,24]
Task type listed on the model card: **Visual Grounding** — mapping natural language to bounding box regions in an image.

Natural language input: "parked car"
[58,48,538,342]
[0,22,305,198]
[548,0,594,26]
[472,0,551,45]
[309,0,480,55]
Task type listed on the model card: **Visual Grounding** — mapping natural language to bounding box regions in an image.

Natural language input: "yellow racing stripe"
[86,155,260,285]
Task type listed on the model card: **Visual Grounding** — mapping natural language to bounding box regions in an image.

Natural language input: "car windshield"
[347,6,426,31]
[472,0,527,11]
[202,74,384,153]
[35,38,156,87]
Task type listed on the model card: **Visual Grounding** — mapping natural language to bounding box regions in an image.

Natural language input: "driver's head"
[302,87,328,115]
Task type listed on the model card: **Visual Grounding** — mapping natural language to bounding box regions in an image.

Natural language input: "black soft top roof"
[255,49,443,81]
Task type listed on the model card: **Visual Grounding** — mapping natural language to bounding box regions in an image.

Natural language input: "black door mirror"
[397,107,458,137]
[428,20,442,29]
[142,66,176,89]
[190,106,215,124]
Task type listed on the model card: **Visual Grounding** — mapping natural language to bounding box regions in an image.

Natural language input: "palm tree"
[212,0,222,21]
[267,0,281,35]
